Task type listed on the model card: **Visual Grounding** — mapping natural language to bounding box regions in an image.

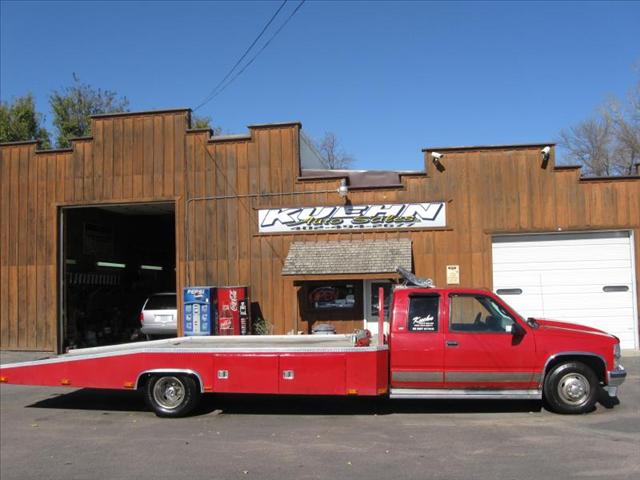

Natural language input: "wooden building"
[1,108,639,352]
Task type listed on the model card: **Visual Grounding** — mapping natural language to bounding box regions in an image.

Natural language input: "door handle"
[446,340,459,347]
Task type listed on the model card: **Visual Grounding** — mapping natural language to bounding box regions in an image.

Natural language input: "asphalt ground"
[1,351,638,480]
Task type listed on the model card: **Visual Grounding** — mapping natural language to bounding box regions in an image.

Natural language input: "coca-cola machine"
[216,286,251,335]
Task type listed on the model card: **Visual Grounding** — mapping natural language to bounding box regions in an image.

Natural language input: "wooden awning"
[282,239,412,277]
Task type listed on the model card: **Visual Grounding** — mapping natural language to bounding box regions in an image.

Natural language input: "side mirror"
[511,322,526,337]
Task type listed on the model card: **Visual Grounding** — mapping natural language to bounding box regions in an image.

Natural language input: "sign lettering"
[258,202,446,233]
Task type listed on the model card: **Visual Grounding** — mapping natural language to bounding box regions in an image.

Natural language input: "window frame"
[406,294,440,333]
[448,293,516,334]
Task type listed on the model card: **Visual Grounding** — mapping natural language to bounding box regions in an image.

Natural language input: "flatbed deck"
[0,335,390,401]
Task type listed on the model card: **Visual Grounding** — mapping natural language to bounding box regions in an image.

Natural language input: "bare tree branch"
[314,132,354,169]
[558,80,639,176]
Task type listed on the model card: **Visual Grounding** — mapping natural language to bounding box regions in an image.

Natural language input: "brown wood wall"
[0,111,189,350]
[1,109,639,350]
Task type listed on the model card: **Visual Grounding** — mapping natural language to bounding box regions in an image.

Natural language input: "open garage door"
[60,203,176,351]
[492,231,638,349]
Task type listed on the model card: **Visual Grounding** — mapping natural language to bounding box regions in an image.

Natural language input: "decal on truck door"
[407,296,439,332]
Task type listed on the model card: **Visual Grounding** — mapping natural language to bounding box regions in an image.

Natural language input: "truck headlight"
[613,343,621,369]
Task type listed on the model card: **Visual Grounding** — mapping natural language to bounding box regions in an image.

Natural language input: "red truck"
[0,282,627,417]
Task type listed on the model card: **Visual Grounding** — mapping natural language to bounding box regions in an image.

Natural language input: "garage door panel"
[493,232,638,349]
[540,294,634,311]
[494,275,633,295]
[522,308,634,319]
[493,247,630,264]
[493,231,631,246]
[493,260,632,273]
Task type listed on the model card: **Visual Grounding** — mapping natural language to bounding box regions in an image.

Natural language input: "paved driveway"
[1,352,638,480]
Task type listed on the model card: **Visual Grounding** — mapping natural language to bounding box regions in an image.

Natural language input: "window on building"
[449,294,516,333]
[306,283,358,311]
[407,295,439,332]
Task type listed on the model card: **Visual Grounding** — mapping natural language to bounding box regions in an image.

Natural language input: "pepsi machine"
[183,287,216,336]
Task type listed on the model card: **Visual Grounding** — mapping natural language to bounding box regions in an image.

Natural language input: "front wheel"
[543,361,599,414]
[144,374,201,417]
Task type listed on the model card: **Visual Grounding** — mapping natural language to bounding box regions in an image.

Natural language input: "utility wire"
[195,0,306,110]
[194,0,288,111]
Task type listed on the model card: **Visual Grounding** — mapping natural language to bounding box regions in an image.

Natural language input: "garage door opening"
[59,203,176,352]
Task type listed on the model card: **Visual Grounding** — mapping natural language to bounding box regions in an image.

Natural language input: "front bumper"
[603,365,627,397]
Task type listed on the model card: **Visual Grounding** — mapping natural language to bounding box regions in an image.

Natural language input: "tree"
[314,132,354,169]
[50,75,129,148]
[0,93,51,148]
[559,80,639,176]
[605,83,640,175]
[191,114,222,135]
[558,116,614,176]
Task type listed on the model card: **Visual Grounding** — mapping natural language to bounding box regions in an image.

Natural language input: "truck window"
[449,294,516,333]
[407,296,439,332]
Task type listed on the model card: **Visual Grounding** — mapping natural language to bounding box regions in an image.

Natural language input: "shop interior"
[61,203,176,350]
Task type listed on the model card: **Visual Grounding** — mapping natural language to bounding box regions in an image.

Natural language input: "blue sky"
[1,0,639,170]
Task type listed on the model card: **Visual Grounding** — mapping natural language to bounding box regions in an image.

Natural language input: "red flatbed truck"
[0,284,627,417]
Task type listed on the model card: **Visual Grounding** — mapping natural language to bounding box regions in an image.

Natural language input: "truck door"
[390,293,444,388]
[444,293,538,389]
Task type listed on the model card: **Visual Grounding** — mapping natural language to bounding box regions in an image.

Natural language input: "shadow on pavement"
[27,389,147,413]
[27,388,543,416]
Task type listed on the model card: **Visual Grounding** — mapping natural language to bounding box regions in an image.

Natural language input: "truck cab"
[388,286,626,414]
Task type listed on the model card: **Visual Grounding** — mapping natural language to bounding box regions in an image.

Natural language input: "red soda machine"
[216,286,251,335]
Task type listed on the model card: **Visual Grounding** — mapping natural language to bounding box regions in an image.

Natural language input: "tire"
[543,361,599,414]
[144,374,201,418]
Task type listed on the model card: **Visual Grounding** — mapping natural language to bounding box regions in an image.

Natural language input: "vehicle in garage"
[0,276,626,418]
[140,293,178,337]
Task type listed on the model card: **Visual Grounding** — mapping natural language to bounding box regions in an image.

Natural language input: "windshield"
[490,294,539,328]
[144,294,177,310]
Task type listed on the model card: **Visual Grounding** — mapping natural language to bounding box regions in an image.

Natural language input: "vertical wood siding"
[0,111,189,350]
[1,110,639,350]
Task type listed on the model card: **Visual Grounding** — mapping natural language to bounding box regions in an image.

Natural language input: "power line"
[194,0,288,111]
[195,0,306,110]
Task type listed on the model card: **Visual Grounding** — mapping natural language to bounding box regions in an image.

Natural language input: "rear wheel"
[543,361,599,414]
[144,374,201,417]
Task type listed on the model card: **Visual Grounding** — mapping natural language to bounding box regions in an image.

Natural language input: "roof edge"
[91,108,191,119]
[0,139,39,146]
[209,133,253,143]
[35,147,73,154]
[248,121,302,129]
[422,142,556,152]
[579,175,640,182]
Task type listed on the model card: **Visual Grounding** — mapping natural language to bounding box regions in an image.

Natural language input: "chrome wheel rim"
[153,376,185,410]
[557,372,590,405]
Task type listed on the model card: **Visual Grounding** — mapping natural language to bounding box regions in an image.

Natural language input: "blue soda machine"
[183,287,216,336]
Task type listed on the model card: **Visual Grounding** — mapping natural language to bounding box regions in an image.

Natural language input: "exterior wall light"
[431,151,445,172]
[337,179,349,197]
[541,146,551,168]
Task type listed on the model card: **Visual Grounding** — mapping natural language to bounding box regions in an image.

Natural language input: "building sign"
[446,265,460,285]
[258,202,446,233]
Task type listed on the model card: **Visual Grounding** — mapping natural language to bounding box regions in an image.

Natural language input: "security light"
[337,179,348,197]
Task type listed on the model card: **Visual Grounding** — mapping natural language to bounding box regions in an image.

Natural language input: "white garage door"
[492,231,638,349]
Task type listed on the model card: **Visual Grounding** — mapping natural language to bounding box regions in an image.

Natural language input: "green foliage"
[252,317,273,335]
[0,93,51,148]
[50,75,129,148]
[191,114,222,135]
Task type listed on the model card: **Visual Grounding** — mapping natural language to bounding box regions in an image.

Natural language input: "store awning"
[282,239,412,276]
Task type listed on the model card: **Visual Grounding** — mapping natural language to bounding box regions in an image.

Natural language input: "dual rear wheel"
[143,374,201,417]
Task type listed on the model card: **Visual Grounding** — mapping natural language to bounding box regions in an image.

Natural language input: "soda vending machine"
[183,287,216,336]
[216,286,251,335]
